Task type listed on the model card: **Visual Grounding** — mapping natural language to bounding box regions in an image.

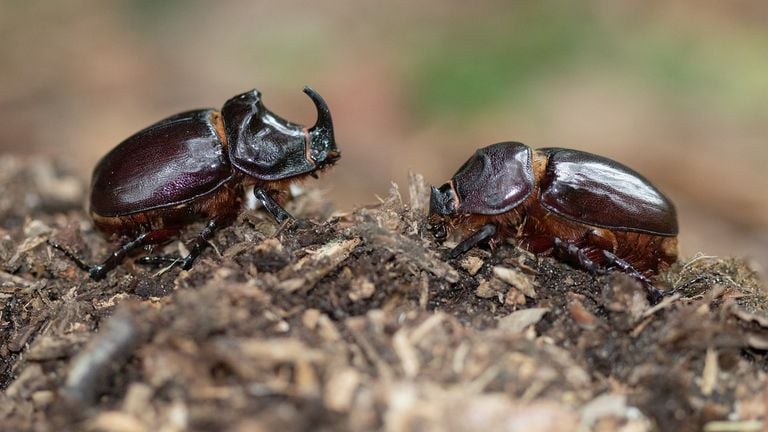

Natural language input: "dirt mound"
[1,157,766,431]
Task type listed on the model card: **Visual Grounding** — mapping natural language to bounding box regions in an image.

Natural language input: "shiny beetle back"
[539,148,678,236]
[90,109,231,217]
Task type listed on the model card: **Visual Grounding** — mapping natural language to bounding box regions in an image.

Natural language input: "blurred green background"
[1,0,767,271]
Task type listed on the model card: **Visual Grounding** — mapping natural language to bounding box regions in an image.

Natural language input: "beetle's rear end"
[89,109,238,239]
[531,147,678,275]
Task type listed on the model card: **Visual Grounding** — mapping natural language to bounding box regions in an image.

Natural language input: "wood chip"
[745,334,768,350]
[701,347,718,396]
[407,171,428,216]
[579,393,632,429]
[703,420,764,432]
[25,333,91,361]
[460,256,484,276]
[324,368,361,412]
[728,303,768,328]
[568,297,605,330]
[354,222,459,283]
[87,412,146,432]
[62,302,150,406]
[294,359,320,397]
[475,279,500,299]
[498,308,549,333]
[302,310,342,342]
[349,277,376,301]
[641,293,680,318]
[278,238,361,292]
[493,266,537,298]
[393,329,420,377]
[219,338,325,364]
[505,288,527,305]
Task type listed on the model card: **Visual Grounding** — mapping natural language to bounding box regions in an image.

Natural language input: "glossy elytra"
[428,142,678,301]
[50,86,340,280]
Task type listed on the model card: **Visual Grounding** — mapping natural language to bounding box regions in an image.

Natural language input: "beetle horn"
[305,87,332,132]
[430,184,457,216]
[304,86,339,164]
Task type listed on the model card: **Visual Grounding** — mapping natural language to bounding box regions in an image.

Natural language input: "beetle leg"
[254,188,294,224]
[179,219,219,270]
[135,255,180,266]
[447,224,497,259]
[137,219,222,271]
[49,232,154,281]
[552,237,606,274]
[551,237,663,304]
[599,250,663,304]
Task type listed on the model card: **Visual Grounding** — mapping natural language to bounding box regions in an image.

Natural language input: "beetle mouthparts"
[428,221,448,241]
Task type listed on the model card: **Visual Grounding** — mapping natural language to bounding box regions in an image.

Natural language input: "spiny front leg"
[137,219,221,270]
[254,188,294,224]
[448,223,497,259]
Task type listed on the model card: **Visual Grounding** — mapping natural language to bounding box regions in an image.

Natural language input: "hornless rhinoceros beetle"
[428,142,678,301]
[50,86,339,280]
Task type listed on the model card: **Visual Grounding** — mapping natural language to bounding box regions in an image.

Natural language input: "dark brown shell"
[538,148,678,236]
[90,109,232,217]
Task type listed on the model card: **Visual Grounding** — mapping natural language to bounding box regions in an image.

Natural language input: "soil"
[0,156,766,432]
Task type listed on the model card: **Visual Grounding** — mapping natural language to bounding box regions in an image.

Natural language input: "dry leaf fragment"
[493,266,537,298]
[498,308,549,333]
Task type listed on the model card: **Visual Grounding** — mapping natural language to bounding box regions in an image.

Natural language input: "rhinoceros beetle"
[428,142,678,301]
[50,86,339,280]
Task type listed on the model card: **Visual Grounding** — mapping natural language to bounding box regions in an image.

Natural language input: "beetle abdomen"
[538,149,678,236]
[90,109,233,217]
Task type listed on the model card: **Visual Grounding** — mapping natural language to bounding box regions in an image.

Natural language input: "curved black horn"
[304,86,339,164]
[303,86,333,133]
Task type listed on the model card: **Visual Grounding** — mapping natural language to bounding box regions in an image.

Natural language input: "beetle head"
[305,87,340,170]
[224,87,340,181]
[428,183,458,241]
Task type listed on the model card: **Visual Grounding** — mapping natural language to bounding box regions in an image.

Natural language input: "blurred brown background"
[1,0,766,273]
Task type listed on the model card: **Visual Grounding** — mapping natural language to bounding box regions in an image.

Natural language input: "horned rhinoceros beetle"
[50,86,339,280]
[428,142,678,300]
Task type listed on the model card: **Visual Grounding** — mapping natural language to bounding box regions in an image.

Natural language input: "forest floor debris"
[0,156,766,431]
